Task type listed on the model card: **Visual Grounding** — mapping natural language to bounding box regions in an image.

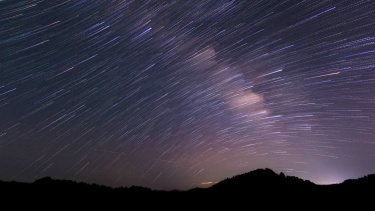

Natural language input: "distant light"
[200,181,217,185]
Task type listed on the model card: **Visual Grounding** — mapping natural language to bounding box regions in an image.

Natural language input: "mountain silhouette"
[1,168,374,208]
[211,168,314,191]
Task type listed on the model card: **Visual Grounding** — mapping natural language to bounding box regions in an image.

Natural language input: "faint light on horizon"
[314,175,346,185]
[200,181,218,185]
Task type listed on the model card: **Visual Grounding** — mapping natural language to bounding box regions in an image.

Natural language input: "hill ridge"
[1,168,374,207]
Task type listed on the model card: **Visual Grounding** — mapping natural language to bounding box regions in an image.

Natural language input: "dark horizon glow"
[0,0,375,190]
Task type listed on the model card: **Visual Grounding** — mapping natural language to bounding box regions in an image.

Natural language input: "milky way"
[1,0,375,190]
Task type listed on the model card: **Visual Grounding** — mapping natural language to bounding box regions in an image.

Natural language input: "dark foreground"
[1,168,374,208]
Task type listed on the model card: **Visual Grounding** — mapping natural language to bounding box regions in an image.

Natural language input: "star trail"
[1,0,375,190]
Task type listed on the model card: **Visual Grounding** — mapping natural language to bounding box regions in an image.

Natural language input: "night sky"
[1,0,375,190]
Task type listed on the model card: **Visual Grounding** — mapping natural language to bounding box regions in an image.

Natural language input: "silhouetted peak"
[211,168,280,190]
[210,168,316,192]
[280,172,286,179]
[33,177,53,183]
[229,168,279,179]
